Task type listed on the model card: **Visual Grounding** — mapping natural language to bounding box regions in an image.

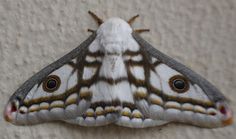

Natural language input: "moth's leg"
[87,11,103,33]
[127,14,139,25]
[87,29,96,33]
[115,103,169,128]
[64,104,120,126]
[127,14,150,33]
[88,11,103,26]
[134,29,150,33]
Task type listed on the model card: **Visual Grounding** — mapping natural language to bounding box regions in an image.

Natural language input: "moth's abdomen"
[91,54,134,103]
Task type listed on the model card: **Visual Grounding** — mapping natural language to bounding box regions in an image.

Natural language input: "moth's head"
[4,62,80,125]
[97,17,132,36]
[96,18,134,54]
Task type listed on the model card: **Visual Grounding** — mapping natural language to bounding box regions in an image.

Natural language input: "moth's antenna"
[87,29,96,33]
[128,14,150,33]
[134,29,150,33]
[127,14,139,25]
[88,11,103,26]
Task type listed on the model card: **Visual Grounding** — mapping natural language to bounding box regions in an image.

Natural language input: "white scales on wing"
[24,63,78,102]
[152,63,211,102]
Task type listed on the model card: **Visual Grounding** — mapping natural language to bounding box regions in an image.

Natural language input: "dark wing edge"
[10,33,97,102]
[132,32,226,103]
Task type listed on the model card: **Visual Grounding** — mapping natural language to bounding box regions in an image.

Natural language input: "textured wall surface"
[0,0,236,139]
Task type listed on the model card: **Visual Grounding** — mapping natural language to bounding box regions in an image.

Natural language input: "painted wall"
[0,0,235,139]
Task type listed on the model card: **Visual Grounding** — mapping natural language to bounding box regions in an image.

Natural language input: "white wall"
[0,0,235,139]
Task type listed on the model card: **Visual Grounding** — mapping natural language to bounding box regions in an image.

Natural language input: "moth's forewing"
[4,34,96,125]
[132,33,233,127]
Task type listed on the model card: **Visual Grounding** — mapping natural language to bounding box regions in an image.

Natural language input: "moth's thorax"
[97,18,133,54]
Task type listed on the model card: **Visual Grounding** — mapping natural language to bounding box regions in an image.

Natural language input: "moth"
[4,11,233,128]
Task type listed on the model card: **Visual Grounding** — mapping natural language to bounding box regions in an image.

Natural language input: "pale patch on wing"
[155,64,182,96]
[123,55,143,61]
[129,66,145,81]
[31,83,52,100]
[136,87,147,95]
[67,70,77,89]
[131,84,137,93]
[178,84,210,101]
[131,55,143,61]
[151,57,159,63]
[132,85,148,99]
[96,57,102,62]
[25,85,38,101]
[88,39,100,53]
[193,84,211,101]
[48,65,75,94]
[85,56,96,62]
[149,94,164,105]
[149,70,162,90]
[155,64,181,83]
[90,81,133,103]
[82,67,98,80]
[71,58,77,63]
[126,37,140,52]
[30,64,75,100]
[155,64,210,101]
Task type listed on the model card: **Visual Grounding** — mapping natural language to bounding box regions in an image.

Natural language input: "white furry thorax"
[97,18,133,54]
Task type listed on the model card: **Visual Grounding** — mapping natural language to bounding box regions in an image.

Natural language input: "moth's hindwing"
[65,101,120,126]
